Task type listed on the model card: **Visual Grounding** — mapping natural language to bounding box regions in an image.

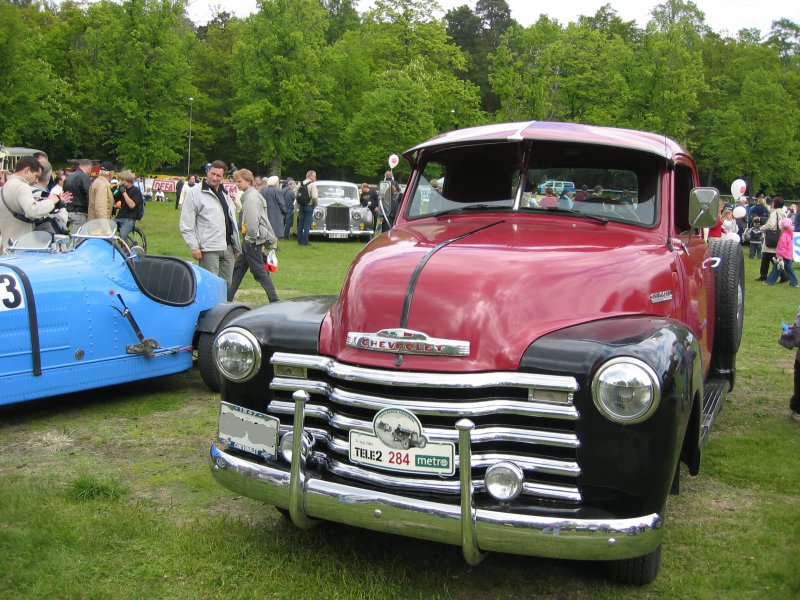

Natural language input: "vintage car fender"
[522,315,704,515]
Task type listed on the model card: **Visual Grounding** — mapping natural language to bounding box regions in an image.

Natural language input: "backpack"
[296,182,310,206]
[133,197,145,221]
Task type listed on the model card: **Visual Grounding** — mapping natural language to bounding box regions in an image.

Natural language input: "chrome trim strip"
[268,399,580,448]
[322,458,582,502]
[210,444,663,561]
[270,353,579,398]
[329,436,580,477]
[270,380,580,420]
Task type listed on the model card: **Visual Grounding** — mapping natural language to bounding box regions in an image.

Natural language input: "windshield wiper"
[520,205,609,224]
[435,204,512,218]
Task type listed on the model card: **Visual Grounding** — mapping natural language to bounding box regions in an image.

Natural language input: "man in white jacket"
[0,156,63,250]
[179,160,241,288]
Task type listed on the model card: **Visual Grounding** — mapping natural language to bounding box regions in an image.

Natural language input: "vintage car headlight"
[485,461,524,501]
[213,327,261,382]
[352,210,362,221]
[313,208,325,220]
[592,357,660,424]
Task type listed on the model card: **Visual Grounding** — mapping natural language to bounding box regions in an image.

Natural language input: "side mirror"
[129,245,145,262]
[688,187,720,229]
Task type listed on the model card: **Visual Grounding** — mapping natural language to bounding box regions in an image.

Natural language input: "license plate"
[349,430,455,476]
[328,232,348,239]
[218,402,279,459]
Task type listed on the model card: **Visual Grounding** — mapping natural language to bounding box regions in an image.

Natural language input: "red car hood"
[320,216,675,372]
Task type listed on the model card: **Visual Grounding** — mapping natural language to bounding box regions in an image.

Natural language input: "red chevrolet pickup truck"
[208,121,744,584]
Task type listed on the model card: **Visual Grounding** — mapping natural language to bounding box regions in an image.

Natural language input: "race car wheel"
[198,307,249,392]
[606,544,661,585]
[708,238,744,356]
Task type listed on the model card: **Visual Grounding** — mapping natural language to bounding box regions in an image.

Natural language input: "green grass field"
[1,202,798,599]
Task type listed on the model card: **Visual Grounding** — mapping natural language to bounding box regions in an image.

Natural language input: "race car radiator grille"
[325,206,350,231]
[267,352,583,508]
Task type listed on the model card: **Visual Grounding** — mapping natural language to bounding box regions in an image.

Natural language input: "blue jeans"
[115,218,134,244]
[283,211,294,238]
[749,241,762,259]
[297,204,313,245]
[766,258,799,286]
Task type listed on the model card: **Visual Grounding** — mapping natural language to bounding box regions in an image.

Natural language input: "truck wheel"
[708,239,744,356]
[606,544,661,585]
[198,307,249,392]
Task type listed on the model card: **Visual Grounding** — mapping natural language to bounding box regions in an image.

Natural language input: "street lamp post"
[187,97,194,176]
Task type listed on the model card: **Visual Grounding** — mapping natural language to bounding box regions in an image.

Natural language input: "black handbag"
[764,228,781,247]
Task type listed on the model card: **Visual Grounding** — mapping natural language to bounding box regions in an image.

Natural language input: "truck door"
[672,162,713,373]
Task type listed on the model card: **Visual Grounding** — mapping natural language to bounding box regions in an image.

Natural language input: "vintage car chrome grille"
[267,352,583,506]
[325,206,350,231]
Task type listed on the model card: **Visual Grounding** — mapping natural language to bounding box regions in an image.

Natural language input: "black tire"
[128,226,148,253]
[197,307,249,392]
[708,239,744,356]
[606,544,662,585]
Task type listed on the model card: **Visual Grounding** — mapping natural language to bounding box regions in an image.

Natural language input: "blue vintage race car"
[0,219,246,406]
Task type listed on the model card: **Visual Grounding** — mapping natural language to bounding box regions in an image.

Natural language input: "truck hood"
[320,216,676,372]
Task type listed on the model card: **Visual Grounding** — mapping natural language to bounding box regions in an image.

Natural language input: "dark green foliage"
[1,1,797,194]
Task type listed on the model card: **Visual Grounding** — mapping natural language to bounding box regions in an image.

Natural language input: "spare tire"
[708,238,744,357]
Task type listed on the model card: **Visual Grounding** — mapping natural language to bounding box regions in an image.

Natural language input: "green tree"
[231,0,332,176]
[188,10,243,172]
[343,66,436,180]
[0,3,66,147]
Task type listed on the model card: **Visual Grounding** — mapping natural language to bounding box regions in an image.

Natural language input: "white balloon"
[388,154,399,169]
[730,179,747,201]
[732,205,747,219]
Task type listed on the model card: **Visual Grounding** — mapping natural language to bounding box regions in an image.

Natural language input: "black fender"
[195,302,250,336]
[218,296,337,410]
[521,316,703,516]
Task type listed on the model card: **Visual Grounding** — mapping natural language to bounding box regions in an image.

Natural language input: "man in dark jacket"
[175,177,184,210]
[63,159,92,231]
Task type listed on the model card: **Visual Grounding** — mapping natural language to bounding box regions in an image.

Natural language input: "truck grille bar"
[268,352,583,505]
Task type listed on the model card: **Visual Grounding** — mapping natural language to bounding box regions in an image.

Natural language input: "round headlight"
[313,208,324,220]
[592,357,660,424]
[352,210,362,221]
[213,327,261,382]
[484,461,524,502]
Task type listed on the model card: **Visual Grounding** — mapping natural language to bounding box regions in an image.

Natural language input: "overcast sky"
[187,0,797,36]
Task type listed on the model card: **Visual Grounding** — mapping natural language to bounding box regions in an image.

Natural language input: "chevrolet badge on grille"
[346,328,470,356]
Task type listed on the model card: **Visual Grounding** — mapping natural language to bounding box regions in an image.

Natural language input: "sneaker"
[792,284,799,288]
[791,412,800,423]
[755,277,766,281]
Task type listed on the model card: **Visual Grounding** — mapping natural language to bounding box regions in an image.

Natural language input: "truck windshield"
[406,142,660,227]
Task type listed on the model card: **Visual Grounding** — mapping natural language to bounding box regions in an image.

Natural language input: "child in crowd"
[765,217,798,287]
[778,307,800,423]
[721,208,738,239]
[749,216,763,260]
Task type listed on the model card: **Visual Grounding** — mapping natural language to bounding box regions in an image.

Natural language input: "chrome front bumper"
[209,396,663,563]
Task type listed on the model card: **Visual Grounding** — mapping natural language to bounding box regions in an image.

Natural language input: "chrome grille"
[268,352,583,506]
[325,206,350,231]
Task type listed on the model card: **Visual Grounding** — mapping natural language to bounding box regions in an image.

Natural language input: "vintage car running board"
[700,378,728,446]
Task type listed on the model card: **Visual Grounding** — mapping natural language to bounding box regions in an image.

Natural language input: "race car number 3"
[0,273,25,311]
